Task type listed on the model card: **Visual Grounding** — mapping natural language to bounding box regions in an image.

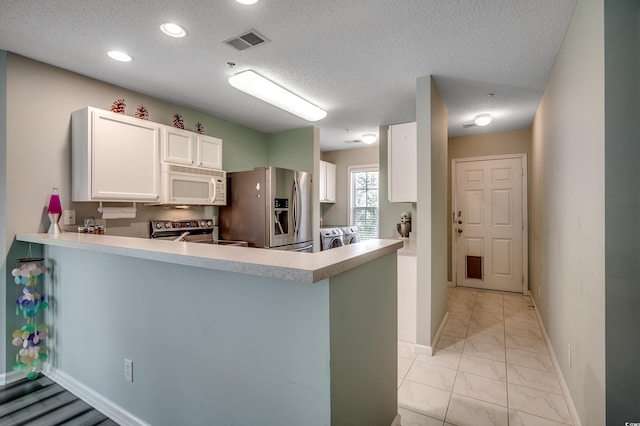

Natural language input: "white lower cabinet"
[397,254,417,343]
[72,107,160,202]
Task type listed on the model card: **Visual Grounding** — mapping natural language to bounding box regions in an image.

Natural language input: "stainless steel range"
[150,219,248,246]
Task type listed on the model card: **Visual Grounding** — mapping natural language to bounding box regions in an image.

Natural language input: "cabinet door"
[388,122,417,202]
[92,110,160,201]
[197,135,223,170]
[319,161,327,202]
[164,127,195,165]
[325,162,336,203]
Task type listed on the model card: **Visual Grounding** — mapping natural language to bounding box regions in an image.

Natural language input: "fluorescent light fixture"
[160,22,187,38]
[107,50,133,62]
[474,114,492,126]
[228,70,327,121]
[235,0,259,4]
[361,133,378,144]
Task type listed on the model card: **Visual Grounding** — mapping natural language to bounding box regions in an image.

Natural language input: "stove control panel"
[150,219,214,237]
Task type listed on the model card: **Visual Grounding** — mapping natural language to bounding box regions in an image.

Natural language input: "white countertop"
[16,233,403,284]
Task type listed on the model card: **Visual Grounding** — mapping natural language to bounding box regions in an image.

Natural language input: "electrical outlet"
[63,210,76,225]
[124,358,133,382]
[567,344,571,367]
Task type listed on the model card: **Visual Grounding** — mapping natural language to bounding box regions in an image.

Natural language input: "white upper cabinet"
[196,134,223,170]
[72,107,160,202]
[388,122,417,203]
[162,127,223,170]
[319,160,336,203]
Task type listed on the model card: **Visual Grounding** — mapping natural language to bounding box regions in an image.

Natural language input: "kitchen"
[4,52,402,425]
[2,1,634,425]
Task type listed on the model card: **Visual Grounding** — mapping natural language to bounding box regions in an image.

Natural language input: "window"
[349,165,379,240]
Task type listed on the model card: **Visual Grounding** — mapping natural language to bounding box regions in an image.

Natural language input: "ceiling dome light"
[160,22,187,38]
[235,0,259,4]
[107,50,133,62]
[361,134,378,144]
[474,114,492,126]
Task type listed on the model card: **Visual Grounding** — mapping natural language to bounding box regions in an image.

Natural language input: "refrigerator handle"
[292,177,298,235]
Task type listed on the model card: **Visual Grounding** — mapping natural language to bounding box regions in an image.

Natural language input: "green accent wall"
[1,50,7,374]
[604,0,640,423]
[266,127,316,173]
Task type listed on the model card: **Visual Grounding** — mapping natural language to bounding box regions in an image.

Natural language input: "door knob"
[458,220,463,224]
[457,228,463,234]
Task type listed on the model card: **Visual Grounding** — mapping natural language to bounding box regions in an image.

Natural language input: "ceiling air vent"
[224,29,270,51]
[344,139,363,145]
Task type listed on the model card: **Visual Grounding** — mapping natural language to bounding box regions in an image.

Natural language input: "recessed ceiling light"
[235,0,259,4]
[107,50,133,62]
[229,70,327,122]
[361,134,378,144]
[160,22,187,38]
[474,114,492,126]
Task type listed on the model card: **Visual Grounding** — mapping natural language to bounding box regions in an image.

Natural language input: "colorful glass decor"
[11,257,48,380]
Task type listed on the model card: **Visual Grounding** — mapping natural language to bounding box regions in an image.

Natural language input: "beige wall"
[447,129,532,282]
[531,0,606,423]
[415,76,448,348]
[320,146,378,227]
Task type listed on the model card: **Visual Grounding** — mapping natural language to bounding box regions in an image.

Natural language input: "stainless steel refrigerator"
[219,167,313,252]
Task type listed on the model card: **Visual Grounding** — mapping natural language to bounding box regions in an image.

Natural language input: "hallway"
[397,287,574,426]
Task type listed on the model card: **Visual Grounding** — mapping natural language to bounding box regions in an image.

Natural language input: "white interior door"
[453,156,527,293]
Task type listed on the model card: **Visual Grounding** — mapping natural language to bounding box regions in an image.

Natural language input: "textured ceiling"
[0,0,576,151]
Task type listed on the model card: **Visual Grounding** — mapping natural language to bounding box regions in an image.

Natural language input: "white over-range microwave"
[160,163,226,205]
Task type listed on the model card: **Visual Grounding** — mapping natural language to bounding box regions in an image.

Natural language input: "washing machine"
[340,226,359,245]
[320,227,344,250]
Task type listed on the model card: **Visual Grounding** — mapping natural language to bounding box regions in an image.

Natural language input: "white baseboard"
[529,297,582,426]
[0,370,25,385]
[44,365,151,426]
[447,281,454,287]
[390,413,401,426]
[412,312,449,357]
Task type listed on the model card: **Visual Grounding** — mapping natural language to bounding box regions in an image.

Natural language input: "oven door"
[163,171,216,205]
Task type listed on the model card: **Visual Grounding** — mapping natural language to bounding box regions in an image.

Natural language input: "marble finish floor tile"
[443,322,469,338]
[416,350,462,371]
[467,327,506,346]
[506,348,554,372]
[437,334,466,353]
[453,371,507,407]
[463,340,506,362]
[459,354,507,381]
[505,324,543,340]
[509,409,571,425]
[398,407,445,426]
[445,393,508,426]
[506,334,548,354]
[398,380,451,421]
[399,287,572,426]
[399,356,413,380]
[406,360,457,391]
[508,383,572,424]
[474,301,505,314]
[507,364,562,394]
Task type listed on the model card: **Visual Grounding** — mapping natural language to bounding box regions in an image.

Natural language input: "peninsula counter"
[15,233,402,426]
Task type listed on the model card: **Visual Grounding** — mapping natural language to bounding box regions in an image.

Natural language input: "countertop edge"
[16,233,403,284]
